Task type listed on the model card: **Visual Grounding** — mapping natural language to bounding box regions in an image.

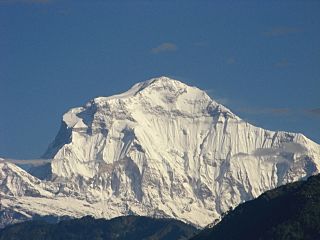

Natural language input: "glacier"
[1,76,320,227]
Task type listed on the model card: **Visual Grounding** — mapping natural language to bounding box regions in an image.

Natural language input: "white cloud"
[151,42,177,54]
[253,142,307,157]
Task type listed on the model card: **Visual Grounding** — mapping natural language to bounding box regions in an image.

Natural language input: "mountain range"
[3,174,320,239]
[1,76,320,227]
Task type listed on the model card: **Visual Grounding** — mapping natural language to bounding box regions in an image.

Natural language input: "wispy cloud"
[253,142,307,157]
[234,142,307,164]
[151,42,177,54]
[263,27,302,37]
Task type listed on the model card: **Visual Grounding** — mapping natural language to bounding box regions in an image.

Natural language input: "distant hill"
[192,174,320,240]
[0,215,198,240]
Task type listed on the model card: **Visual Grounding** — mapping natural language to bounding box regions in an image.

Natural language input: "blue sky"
[1,0,319,159]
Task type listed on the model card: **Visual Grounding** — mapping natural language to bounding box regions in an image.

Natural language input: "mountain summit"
[1,76,320,227]
[44,76,234,179]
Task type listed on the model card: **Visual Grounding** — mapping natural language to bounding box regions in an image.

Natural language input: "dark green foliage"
[192,174,320,240]
[0,215,198,240]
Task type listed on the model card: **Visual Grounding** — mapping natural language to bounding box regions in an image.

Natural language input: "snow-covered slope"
[1,77,320,227]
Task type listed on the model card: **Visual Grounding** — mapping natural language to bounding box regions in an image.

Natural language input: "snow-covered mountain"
[1,76,320,227]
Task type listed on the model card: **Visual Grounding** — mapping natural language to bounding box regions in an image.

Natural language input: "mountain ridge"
[0,215,198,240]
[1,76,320,227]
[191,173,320,240]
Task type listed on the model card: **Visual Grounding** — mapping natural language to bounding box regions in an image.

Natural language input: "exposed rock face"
[1,77,320,227]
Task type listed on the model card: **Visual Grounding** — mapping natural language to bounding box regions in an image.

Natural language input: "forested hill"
[192,173,320,240]
[0,215,198,240]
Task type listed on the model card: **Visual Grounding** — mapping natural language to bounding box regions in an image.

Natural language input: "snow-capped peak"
[62,76,232,130]
[1,76,320,228]
[90,76,213,108]
[93,76,197,102]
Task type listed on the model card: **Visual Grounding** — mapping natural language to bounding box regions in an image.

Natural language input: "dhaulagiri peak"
[1,76,320,228]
